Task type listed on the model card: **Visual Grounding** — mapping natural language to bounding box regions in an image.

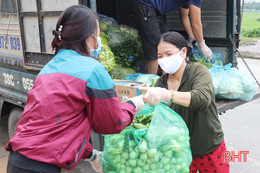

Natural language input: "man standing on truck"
[131,0,213,74]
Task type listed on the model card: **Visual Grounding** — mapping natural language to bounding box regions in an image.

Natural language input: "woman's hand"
[140,87,172,105]
[85,149,104,172]
[122,95,144,112]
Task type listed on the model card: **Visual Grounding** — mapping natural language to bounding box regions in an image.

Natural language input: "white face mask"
[157,48,184,74]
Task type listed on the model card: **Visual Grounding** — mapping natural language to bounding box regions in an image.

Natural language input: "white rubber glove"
[128,95,144,112]
[85,149,103,173]
[143,87,171,106]
[198,40,213,61]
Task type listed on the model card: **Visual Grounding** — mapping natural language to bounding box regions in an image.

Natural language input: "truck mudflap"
[216,88,260,114]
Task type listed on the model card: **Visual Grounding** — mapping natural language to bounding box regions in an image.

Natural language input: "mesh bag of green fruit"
[102,103,192,173]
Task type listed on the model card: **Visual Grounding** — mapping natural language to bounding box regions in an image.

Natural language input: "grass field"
[241,12,260,41]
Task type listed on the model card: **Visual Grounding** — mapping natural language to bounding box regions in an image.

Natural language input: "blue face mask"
[88,35,101,58]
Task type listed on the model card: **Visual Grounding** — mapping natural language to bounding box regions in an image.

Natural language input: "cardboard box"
[113,80,146,102]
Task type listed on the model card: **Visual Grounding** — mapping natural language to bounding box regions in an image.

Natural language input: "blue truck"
[0,0,257,172]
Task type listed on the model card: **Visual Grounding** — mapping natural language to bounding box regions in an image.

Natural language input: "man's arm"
[189,3,212,60]
[179,8,196,47]
[189,4,203,43]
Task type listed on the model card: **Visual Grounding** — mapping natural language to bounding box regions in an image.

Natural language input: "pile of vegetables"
[99,14,143,75]
[100,36,116,72]
[108,64,137,79]
[209,63,257,101]
[102,103,192,173]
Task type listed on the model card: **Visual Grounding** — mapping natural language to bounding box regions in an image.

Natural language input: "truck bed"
[216,88,260,114]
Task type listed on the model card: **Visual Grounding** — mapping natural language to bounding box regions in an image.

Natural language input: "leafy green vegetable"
[192,57,212,68]
[131,112,153,129]
[108,64,137,79]
[99,36,116,72]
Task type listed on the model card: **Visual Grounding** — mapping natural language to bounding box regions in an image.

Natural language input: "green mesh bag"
[102,103,192,173]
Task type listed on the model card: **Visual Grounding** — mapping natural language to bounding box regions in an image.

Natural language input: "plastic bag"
[99,14,118,35]
[123,73,160,87]
[100,36,116,72]
[209,64,257,101]
[189,46,224,68]
[102,103,192,173]
[210,53,224,66]
[99,14,143,68]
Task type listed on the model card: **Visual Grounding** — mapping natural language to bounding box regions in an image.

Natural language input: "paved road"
[219,98,260,172]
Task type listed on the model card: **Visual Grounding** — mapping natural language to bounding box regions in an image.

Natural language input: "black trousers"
[7,150,61,173]
[130,0,168,61]
[7,159,43,173]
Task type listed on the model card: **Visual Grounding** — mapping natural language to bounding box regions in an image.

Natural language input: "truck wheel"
[8,107,23,138]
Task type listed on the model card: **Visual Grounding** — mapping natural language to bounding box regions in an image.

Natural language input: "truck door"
[16,0,81,70]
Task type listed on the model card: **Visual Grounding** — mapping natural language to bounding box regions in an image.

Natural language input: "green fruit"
[120,159,126,164]
[114,155,121,163]
[151,155,159,163]
[138,140,148,153]
[121,152,129,160]
[119,164,126,170]
[164,164,171,171]
[129,159,137,167]
[171,158,177,164]
[147,148,157,158]
[143,164,149,171]
[149,163,157,170]
[157,162,163,168]
[176,164,182,171]
[100,22,108,31]
[137,159,144,166]
[129,151,138,159]
[125,167,132,173]
[133,167,142,173]
[140,153,148,161]
[162,157,171,165]
[146,158,152,165]
[164,150,173,158]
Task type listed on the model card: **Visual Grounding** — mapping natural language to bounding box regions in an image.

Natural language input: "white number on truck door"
[3,73,14,86]
[22,77,34,91]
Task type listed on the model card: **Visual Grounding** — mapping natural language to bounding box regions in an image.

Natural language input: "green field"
[241,12,260,41]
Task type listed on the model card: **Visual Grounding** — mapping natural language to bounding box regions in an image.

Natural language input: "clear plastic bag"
[102,103,192,173]
[123,73,160,87]
[189,46,224,67]
[209,63,257,101]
